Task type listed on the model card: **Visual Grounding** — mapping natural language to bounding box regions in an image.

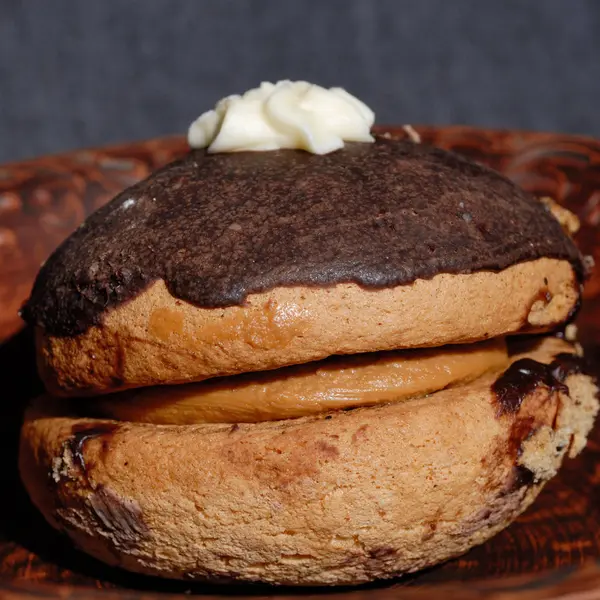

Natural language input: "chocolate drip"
[22,137,583,336]
[507,465,536,491]
[551,352,588,381]
[493,352,589,417]
[67,423,119,472]
[492,351,590,492]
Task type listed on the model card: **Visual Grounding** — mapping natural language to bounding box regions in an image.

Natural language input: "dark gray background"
[1,0,600,163]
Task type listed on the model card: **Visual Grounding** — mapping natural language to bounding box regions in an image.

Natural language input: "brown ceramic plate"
[1,127,600,600]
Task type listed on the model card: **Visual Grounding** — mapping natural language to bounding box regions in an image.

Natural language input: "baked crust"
[37,257,579,396]
[20,337,598,585]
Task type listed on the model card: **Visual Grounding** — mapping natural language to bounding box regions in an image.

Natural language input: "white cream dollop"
[187,80,375,155]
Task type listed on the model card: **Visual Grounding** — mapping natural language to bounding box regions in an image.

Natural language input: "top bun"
[22,137,584,395]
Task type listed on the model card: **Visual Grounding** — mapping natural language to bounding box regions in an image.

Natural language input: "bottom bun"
[19,337,599,586]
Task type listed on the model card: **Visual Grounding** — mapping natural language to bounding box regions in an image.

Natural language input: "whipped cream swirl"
[188,80,375,155]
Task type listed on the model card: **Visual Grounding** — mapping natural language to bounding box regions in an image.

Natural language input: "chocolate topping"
[67,422,119,472]
[22,137,583,336]
[505,465,536,492]
[492,350,591,491]
[551,352,588,381]
[492,352,589,417]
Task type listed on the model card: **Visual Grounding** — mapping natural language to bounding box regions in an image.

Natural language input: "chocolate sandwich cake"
[18,81,599,585]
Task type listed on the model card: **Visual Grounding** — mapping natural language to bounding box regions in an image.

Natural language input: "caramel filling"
[93,339,508,424]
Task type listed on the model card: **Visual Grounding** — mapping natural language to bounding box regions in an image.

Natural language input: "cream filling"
[93,339,508,425]
[187,80,375,155]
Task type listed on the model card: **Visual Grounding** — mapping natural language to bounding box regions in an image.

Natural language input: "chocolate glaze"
[67,422,119,472]
[55,426,147,554]
[22,137,583,336]
[492,351,590,492]
[493,360,568,417]
[505,465,536,492]
[492,352,589,417]
[551,352,588,381]
[507,416,537,457]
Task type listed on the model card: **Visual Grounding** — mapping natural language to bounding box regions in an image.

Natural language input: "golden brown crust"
[20,338,598,585]
[37,258,579,396]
